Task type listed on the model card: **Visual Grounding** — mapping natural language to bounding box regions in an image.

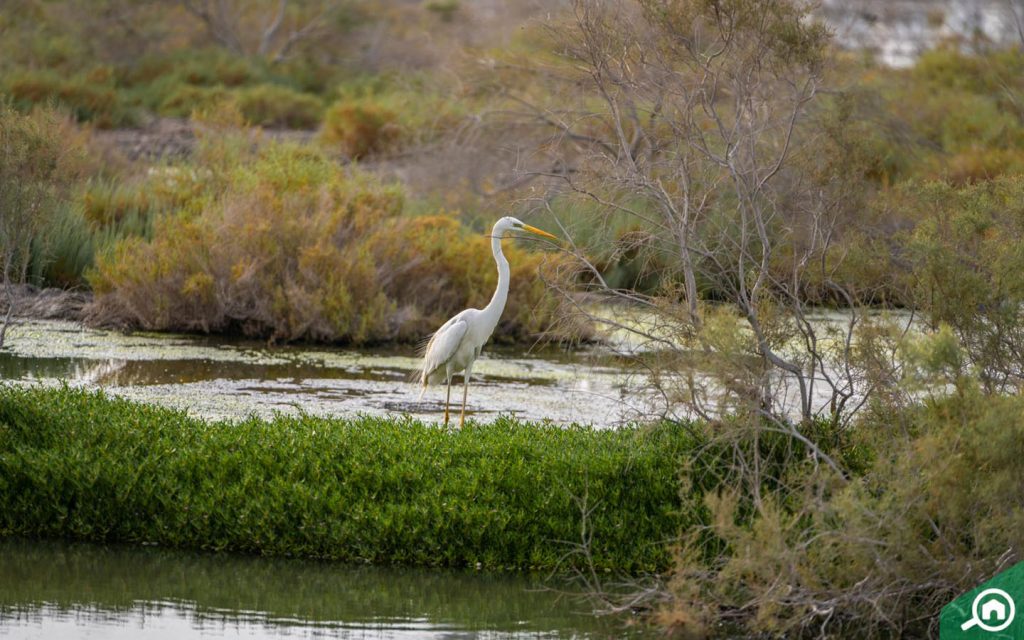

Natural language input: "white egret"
[418,216,557,427]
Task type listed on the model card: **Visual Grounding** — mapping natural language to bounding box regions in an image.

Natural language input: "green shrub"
[904,176,1024,390]
[234,84,324,129]
[158,85,231,118]
[27,203,96,288]
[0,103,89,291]
[425,0,461,22]
[80,178,158,228]
[911,46,1024,96]
[123,49,260,91]
[320,100,400,159]
[4,68,131,128]
[0,385,696,572]
[161,84,323,128]
[319,78,465,159]
[28,183,157,289]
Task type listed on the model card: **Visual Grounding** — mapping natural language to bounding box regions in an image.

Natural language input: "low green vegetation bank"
[0,385,695,572]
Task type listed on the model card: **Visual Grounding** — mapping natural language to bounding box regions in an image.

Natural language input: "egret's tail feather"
[407,366,424,384]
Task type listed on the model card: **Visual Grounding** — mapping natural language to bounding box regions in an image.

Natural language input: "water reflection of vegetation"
[0,539,647,637]
[0,352,568,390]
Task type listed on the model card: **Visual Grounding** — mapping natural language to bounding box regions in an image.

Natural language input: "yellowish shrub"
[86,142,563,344]
[319,100,400,159]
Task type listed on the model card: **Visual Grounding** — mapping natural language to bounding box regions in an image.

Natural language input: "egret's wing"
[420,316,469,385]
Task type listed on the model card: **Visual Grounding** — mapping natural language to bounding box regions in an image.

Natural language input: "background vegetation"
[5,0,1024,343]
[4,0,1024,637]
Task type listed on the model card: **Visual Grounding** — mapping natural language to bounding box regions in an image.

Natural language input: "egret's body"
[419,216,556,427]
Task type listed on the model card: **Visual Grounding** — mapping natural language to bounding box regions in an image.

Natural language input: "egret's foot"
[459,413,465,428]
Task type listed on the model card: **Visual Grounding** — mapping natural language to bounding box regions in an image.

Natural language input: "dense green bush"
[4,67,133,128]
[160,83,324,128]
[319,79,465,159]
[233,84,324,129]
[0,385,696,572]
[158,85,232,119]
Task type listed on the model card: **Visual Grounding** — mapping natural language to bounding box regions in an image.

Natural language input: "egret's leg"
[459,364,473,428]
[444,376,452,426]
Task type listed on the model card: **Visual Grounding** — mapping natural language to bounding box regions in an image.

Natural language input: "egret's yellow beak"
[520,224,558,241]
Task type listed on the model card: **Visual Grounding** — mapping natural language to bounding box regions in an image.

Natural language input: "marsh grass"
[0,385,696,572]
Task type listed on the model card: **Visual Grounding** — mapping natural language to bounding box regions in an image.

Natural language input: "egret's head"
[493,216,558,241]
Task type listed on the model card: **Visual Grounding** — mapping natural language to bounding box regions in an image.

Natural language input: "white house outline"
[983,598,1008,621]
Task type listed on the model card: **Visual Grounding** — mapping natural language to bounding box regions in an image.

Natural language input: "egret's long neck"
[482,232,510,324]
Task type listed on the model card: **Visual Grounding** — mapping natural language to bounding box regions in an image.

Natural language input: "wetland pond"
[0,321,659,638]
[0,319,640,426]
[0,314,897,638]
[0,539,650,639]
[0,312,912,425]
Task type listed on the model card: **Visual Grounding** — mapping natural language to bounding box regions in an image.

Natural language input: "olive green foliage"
[510,46,1024,301]
[86,139,567,343]
[27,203,102,288]
[534,196,670,293]
[232,84,324,129]
[158,85,233,119]
[320,99,400,159]
[660,370,1024,638]
[655,324,1023,637]
[28,167,196,288]
[4,67,134,128]
[904,176,1024,390]
[158,81,325,128]
[778,45,1024,310]
[0,385,696,572]
[319,78,464,159]
[835,47,1024,187]
[0,104,87,290]
[0,0,337,129]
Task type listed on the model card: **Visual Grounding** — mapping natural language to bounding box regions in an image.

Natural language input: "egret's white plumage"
[418,216,556,426]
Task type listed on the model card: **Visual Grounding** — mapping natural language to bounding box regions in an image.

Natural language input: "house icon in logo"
[982,597,1008,622]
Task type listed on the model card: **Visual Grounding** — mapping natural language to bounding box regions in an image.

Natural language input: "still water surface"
[0,539,650,639]
[0,319,639,426]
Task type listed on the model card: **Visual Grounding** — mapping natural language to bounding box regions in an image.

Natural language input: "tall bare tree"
[507,0,887,445]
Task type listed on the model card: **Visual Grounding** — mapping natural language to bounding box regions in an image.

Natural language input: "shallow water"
[0,539,650,639]
[0,310,920,425]
[0,319,640,426]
